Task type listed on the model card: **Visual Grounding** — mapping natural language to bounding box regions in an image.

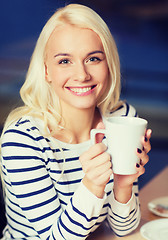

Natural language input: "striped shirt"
[1,103,140,240]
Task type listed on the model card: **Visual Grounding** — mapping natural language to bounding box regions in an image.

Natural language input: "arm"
[107,179,141,236]
[1,123,106,240]
[79,119,151,237]
[107,129,152,236]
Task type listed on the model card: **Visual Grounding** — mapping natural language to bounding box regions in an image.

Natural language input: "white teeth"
[70,87,92,93]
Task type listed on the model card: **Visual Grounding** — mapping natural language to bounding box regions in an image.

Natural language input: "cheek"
[50,78,63,91]
[96,63,109,80]
[99,68,109,95]
[98,67,109,85]
[49,68,67,86]
[50,74,72,96]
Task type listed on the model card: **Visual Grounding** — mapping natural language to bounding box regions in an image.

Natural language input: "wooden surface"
[87,167,168,240]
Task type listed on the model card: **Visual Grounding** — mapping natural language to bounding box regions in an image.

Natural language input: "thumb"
[95,121,105,144]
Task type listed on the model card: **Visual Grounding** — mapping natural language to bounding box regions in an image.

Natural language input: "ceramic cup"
[91,117,148,175]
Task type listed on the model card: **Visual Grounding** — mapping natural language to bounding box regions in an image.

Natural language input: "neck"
[57,105,101,144]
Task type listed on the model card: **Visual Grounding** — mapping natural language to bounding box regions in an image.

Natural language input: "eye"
[87,56,101,63]
[58,59,70,65]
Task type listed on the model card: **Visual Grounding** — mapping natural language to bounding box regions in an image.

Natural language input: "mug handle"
[90,129,106,145]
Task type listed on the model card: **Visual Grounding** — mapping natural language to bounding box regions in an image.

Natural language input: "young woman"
[0,4,152,240]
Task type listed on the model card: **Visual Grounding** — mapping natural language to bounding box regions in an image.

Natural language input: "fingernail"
[136,163,140,168]
[137,148,142,153]
[144,136,148,142]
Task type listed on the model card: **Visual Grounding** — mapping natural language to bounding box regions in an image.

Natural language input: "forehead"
[46,24,103,54]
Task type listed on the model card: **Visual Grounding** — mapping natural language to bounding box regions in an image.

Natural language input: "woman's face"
[45,24,109,112]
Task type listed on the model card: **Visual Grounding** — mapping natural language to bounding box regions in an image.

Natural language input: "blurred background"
[0,0,168,234]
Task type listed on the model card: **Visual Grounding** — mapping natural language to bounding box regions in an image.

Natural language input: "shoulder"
[1,116,46,146]
[106,102,138,118]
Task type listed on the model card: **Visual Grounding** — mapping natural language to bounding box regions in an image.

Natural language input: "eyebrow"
[54,50,104,58]
[54,53,71,58]
[87,50,104,56]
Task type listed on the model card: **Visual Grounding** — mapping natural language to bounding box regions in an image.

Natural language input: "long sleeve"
[104,102,141,236]
[1,102,141,239]
[1,119,107,240]
[106,180,140,237]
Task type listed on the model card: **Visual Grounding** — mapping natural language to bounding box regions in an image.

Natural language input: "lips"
[70,87,91,93]
[66,85,96,96]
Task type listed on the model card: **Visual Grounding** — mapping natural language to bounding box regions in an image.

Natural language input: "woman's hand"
[79,122,112,198]
[113,129,152,203]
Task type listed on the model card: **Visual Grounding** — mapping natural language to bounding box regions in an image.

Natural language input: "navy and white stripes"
[1,103,140,239]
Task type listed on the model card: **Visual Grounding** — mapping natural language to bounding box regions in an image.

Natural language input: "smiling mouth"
[67,85,96,94]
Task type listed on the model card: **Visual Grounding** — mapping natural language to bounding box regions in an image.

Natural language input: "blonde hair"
[2,4,121,136]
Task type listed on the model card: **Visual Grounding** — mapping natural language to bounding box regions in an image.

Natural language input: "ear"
[45,63,51,83]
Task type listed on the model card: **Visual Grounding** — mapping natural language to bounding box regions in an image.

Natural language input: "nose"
[73,63,91,82]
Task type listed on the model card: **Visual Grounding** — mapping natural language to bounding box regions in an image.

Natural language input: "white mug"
[91,117,148,175]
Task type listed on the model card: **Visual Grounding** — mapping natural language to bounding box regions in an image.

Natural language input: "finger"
[96,168,113,186]
[146,129,152,139]
[137,148,149,166]
[88,159,112,179]
[139,154,149,166]
[80,142,107,165]
[143,136,152,154]
[141,129,152,153]
[95,121,105,144]
[143,142,151,154]
[95,133,105,144]
[89,167,112,186]
[136,163,145,177]
[82,152,111,173]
